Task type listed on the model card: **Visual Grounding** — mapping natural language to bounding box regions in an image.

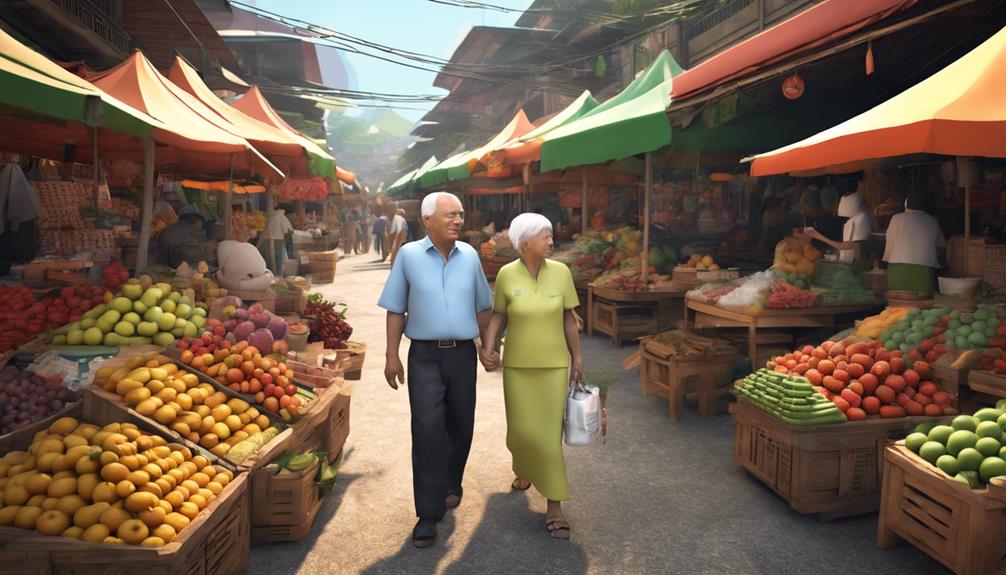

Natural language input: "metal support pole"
[137,138,155,272]
[642,152,652,284]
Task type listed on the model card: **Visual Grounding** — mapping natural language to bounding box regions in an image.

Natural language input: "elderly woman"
[481,213,583,540]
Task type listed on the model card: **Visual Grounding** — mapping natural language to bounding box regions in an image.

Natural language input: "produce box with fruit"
[48,279,209,349]
[900,404,1006,489]
[0,363,81,442]
[0,285,111,353]
[735,369,847,426]
[92,351,282,466]
[768,339,956,421]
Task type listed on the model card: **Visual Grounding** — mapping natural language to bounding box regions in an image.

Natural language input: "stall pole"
[581,168,588,234]
[642,152,652,284]
[92,127,99,213]
[136,138,155,272]
[223,154,235,241]
[264,185,276,271]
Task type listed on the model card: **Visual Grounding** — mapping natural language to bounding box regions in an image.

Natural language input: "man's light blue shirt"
[377,236,493,341]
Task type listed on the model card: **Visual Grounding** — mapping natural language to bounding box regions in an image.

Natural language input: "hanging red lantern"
[782,73,805,99]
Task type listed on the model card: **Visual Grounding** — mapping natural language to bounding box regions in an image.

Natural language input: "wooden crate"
[0,399,83,452]
[731,400,951,521]
[323,390,351,463]
[251,496,323,544]
[0,393,250,575]
[327,341,366,381]
[639,347,736,422]
[591,298,659,347]
[251,458,321,527]
[878,443,1006,575]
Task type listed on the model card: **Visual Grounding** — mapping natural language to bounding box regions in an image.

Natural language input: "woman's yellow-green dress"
[493,258,579,501]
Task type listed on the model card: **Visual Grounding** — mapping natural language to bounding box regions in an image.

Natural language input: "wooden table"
[586,284,687,346]
[684,298,881,363]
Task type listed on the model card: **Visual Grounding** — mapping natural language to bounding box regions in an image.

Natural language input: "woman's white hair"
[508,213,552,255]
[421,192,462,217]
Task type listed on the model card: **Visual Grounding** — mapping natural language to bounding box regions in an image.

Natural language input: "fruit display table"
[640,347,736,422]
[587,284,687,347]
[480,254,517,281]
[731,399,951,520]
[878,443,1006,575]
[684,298,882,364]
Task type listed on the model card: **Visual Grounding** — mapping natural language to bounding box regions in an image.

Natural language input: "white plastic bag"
[564,381,602,447]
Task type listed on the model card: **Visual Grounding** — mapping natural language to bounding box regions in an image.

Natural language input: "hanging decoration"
[782,73,805,100]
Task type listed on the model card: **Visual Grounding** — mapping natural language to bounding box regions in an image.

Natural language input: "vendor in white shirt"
[883,190,946,297]
[257,206,294,276]
[802,183,875,266]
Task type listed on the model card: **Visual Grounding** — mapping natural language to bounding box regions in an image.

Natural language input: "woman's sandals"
[545,518,570,539]
[511,478,531,491]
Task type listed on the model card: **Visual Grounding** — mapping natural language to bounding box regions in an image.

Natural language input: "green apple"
[66,330,84,345]
[192,307,207,318]
[143,306,163,324]
[99,310,121,325]
[175,304,192,319]
[157,312,177,332]
[114,321,135,337]
[51,334,67,345]
[191,315,206,329]
[132,300,148,314]
[83,327,103,346]
[137,322,159,337]
[182,323,198,338]
[173,317,188,330]
[80,318,96,330]
[120,282,143,301]
[140,288,163,308]
[168,291,182,303]
[160,299,176,314]
[103,332,121,346]
[179,295,194,307]
[95,319,113,334]
[222,305,236,318]
[110,297,133,314]
[123,312,141,325]
[152,332,175,347]
[170,327,185,337]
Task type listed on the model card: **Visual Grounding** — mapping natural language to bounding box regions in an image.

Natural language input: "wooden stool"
[592,298,659,347]
[639,351,736,421]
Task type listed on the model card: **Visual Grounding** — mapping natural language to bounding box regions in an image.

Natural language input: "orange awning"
[336,166,356,186]
[231,85,336,177]
[89,52,283,178]
[180,179,266,193]
[167,56,312,176]
[670,0,917,100]
[750,24,1006,176]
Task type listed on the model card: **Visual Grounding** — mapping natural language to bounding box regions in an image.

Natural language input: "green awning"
[387,155,439,197]
[0,28,153,138]
[515,90,599,144]
[539,50,682,173]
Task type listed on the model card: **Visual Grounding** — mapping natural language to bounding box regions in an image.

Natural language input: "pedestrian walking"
[378,191,494,548]
[341,207,359,255]
[373,210,389,261]
[358,206,373,254]
[481,212,583,540]
[256,205,294,276]
[387,206,408,266]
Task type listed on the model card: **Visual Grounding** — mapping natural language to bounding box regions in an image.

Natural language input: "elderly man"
[378,191,494,548]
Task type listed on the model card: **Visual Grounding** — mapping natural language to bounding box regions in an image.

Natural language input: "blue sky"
[251,0,534,122]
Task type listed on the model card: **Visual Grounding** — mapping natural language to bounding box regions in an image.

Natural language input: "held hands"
[479,347,501,372]
[385,354,405,390]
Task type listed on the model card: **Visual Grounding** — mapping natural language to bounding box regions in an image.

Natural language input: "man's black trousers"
[407,339,476,520]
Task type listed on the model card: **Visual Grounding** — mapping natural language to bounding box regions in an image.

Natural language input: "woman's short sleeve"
[492,269,509,314]
[562,265,579,310]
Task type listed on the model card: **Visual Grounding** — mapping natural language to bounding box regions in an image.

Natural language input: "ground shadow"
[357,515,458,575]
[439,492,589,575]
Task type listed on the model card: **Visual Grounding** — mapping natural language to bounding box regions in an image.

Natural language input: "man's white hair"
[421,192,462,217]
[508,213,552,255]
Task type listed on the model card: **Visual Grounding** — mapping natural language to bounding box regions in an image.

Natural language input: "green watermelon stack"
[736,368,847,426]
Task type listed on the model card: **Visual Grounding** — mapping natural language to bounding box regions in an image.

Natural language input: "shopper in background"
[157,205,211,268]
[378,191,493,548]
[373,209,389,261]
[341,206,359,255]
[388,206,408,266]
[883,188,946,297]
[257,205,294,276]
[481,212,583,540]
[358,205,373,254]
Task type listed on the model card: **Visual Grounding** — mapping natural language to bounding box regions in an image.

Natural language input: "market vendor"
[257,205,294,276]
[156,205,213,268]
[801,184,875,265]
[882,189,946,297]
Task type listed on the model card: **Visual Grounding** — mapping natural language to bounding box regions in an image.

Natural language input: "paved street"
[249,254,949,575]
